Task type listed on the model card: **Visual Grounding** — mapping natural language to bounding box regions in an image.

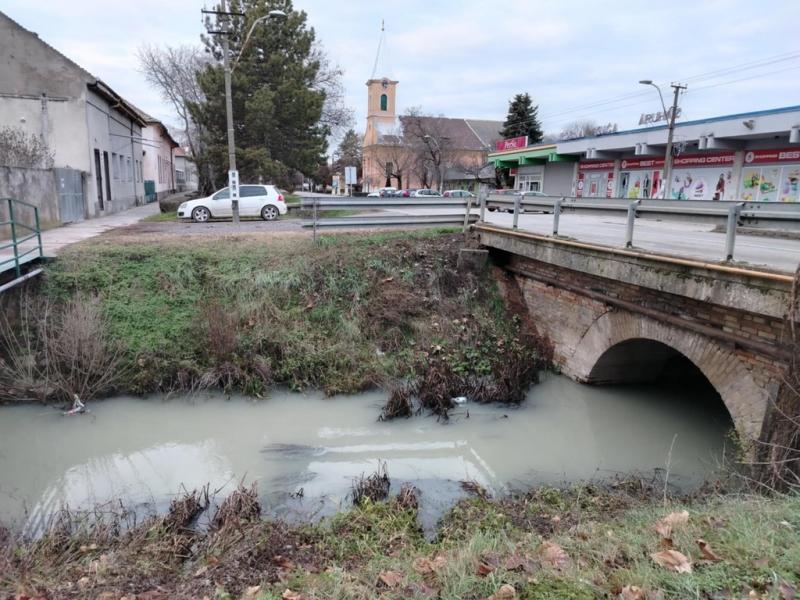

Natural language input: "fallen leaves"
[281,590,308,600]
[539,541,571,571]
[650,549,692,573]
[654,510,689,540]
[413,554,447,576]
[696,538,722,562]
[779,580,797,600]
[619,586,645,600]
[486,584,517,600]
[377,570,404,588]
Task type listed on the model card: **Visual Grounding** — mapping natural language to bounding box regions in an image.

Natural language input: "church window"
[380,94,388,111]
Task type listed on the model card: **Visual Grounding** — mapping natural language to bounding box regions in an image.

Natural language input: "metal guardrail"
[0,197,44,280]
[478,193,800,262]
[300,196,476,241]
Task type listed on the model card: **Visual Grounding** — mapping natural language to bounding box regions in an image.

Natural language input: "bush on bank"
[0,231,546,404]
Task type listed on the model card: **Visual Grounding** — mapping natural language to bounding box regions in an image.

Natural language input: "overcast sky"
[4,0,799,144]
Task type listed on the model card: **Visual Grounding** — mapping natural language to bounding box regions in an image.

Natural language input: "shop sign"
[672,151,735,167]
[639,107,681,126]
[744,148,800,165]
[495,136,528,152]
[620,157,665,169]
[509,167,518,176]
[578,160,615,171]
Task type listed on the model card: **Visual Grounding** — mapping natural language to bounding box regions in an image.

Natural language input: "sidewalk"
[1,202,159,273]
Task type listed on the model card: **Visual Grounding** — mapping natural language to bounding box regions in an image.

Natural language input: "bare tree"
[137,44,208,183]
[372,129,415,190]
[402,109,456,191]
[310,44,354,137]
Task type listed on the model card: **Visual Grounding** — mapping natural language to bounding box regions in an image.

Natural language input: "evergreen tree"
[333,129,362,172]
[190,0,329,189]
[501,93,543,144]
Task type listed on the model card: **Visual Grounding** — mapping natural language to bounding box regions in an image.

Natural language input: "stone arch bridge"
[474,224,794,442]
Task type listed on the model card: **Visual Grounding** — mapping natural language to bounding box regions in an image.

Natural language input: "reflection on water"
[0,373,733,532]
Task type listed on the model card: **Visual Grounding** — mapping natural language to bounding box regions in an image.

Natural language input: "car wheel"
[261,205,278,221]
[192,206,211,223]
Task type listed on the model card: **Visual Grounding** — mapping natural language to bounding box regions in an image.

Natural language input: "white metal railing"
[480,193,800,262]
[300,196,478,242]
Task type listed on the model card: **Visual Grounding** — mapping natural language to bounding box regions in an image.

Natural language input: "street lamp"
[221,6,286,223]
[639,79,687,199]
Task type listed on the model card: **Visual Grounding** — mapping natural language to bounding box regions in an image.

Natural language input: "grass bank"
[0,230,545,406]
[2,482,798,599]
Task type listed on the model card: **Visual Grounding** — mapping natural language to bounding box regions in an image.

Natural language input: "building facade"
[0,10,145,219]
[138,113,178,201]
[174,148,199,193]
[488,105,800,202]
[361,76,503,192]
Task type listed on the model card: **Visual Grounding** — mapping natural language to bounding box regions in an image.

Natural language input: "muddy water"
[0,374,732,533]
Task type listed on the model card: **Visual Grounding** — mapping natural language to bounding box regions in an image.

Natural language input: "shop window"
[380,94,388,111]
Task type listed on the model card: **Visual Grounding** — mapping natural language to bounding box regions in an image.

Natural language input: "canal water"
[0,373,733,534]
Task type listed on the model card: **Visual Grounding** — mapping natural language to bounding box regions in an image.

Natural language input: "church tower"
[364,21,398,147]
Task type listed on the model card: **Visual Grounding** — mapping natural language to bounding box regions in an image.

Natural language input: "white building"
[0,10,145,218]
[489,105,800,202]
[136,111,179,201]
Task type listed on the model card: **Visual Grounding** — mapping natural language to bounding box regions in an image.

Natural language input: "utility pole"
[203,2,245,223]
[663,82,687,200]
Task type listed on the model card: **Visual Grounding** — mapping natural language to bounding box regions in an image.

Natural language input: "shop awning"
[487,144,577,168]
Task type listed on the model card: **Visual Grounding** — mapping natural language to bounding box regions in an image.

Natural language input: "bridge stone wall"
[478,227,793,441]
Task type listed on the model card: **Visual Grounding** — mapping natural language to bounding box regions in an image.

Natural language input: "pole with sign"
[345,166,357,197]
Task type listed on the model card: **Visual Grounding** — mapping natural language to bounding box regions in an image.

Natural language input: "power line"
[496,49,800,131]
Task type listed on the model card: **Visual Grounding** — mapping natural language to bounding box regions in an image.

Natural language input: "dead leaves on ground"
[539,541,571,571]
[650,549,693,573]
[281,590,308,600]
[696,538,722,562]
[486,584,517,600]
[377,570,404,588]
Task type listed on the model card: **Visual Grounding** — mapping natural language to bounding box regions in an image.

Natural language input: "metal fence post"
[512,195,521,229]
[552,197,563,236]
[462,195,472,234]
[624,200,641,248]
[479,191,486,223]
[8,199,20,277]
[725,202,744,261]
[34,206,43,260]
[313,198,318,244]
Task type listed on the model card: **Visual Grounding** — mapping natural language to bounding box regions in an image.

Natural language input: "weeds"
[352,463,391,506]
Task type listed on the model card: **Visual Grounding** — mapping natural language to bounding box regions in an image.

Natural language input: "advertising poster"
[669,169,733,201]
[780,167,800,203]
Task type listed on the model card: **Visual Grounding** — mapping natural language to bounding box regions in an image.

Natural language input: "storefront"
[576,161,615,198]
[515,165,544,192]
[739,148,800,203]
[667,151,736,201]
[618,158,664,199]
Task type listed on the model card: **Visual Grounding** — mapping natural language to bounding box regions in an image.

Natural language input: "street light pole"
[221,12,239,223]
[639,80,687,199]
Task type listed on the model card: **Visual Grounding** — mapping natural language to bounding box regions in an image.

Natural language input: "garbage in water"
[63,394,86,416]
[452,396,468,405]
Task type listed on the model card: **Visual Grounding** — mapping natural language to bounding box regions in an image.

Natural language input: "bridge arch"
[565,310,771,440]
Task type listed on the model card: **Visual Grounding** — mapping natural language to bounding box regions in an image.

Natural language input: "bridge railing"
[300,196,478,242]
[0,197,44,281]
[480,193,800,262]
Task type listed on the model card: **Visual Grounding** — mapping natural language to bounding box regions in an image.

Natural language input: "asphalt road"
[386,207,800,273]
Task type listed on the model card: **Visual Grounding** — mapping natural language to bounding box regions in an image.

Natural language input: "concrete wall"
[85,90,143,215]
[0,166,59,238]
[0,12,91,172]
[542,162,574,196]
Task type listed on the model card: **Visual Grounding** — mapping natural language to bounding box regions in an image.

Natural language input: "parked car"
[412,189,443,197]
[396,189,417,197]
[177,184,287,222]
[443,190,475,198]
[367,187,397,197]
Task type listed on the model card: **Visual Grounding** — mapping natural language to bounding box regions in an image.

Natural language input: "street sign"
[345,166,357,185]
[228,169,240,200]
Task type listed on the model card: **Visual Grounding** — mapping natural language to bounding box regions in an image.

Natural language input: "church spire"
[370,19,392,80]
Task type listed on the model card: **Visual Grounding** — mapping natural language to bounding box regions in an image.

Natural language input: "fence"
[482,193,800,262]
[0,198,44,290]
[299,196,478,242]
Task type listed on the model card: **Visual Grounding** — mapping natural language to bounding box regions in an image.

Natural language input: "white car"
[412,189,442,197]
[177,184,287,222]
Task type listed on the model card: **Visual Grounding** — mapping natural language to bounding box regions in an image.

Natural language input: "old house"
[0,10,145,223]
